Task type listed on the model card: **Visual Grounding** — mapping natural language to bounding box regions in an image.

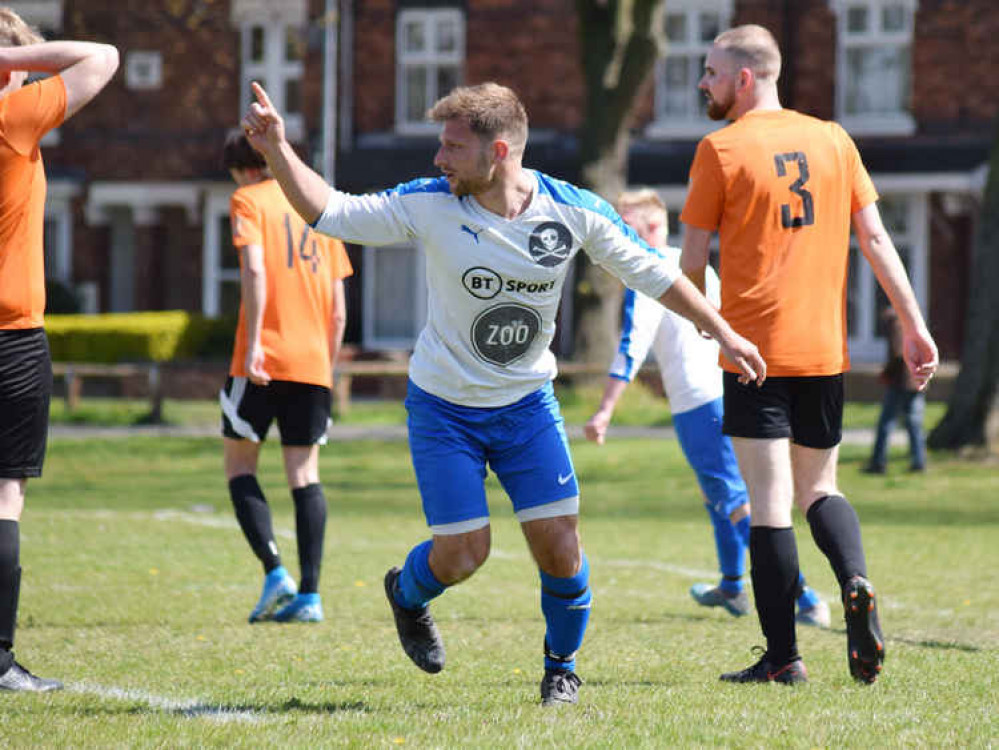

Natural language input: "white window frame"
[201,185,240,318]
[125,50,164,91]
[44,179,79,285]
[239,21,305,142]
[361,242,427,350]
[830,0,917,136]
[847,190,928,363]
[646,0,732,140]
[395,8,465,135]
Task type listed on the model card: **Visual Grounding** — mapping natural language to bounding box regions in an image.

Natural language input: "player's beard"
[705,86,736,121]
[449,151,495,197]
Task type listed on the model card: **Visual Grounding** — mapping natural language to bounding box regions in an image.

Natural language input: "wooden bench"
[51,362,164,421]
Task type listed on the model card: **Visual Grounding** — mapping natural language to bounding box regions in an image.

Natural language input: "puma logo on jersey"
[461,224,484,244]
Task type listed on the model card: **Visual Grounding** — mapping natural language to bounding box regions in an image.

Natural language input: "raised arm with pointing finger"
[242,82,328,224]
[242,80,766,706]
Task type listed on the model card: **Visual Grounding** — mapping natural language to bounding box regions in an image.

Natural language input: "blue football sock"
[540,555,592,673]
[796,572,821,610]
[706,504,747,593]
[395,540,446,610]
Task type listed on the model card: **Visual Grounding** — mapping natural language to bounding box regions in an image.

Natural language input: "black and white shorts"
[0,328,52,478]
[722,372,843,449]
[220,376,331,446]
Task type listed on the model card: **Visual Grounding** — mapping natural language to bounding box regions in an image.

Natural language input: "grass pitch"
[2,432,996,747]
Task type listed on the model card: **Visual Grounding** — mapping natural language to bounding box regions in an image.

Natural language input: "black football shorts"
[220,376,331,446]
[0,328,52,478]
[722,371,843,449]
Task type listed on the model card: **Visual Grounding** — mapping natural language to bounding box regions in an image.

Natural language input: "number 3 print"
[774,152,815,228]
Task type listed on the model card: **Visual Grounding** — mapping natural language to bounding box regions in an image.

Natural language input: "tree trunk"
[928,115,999,453]
[572,0,664,366]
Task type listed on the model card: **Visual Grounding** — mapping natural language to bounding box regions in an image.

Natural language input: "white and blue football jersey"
[609,247,723,415]
[313,170,678,407]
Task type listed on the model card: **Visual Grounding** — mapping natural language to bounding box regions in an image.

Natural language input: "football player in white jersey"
[584,190,830,628]
[242,81,766,706]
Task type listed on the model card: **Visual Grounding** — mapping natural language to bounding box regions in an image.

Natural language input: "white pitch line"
[150,509,296,540]
[60,509,842,603]
[68,682,265,723]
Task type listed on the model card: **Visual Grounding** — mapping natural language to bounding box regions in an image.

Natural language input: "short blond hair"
[714,24,781,81]
[616,188,668,223]
[0,7,44,47]
[428,82,528,153]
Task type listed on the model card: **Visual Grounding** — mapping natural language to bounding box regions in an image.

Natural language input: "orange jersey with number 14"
[229,179,353,388]
[680,109,878,376]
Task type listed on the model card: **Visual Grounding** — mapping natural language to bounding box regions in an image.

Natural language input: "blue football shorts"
[405,379,580,535]
[672,397,749,518]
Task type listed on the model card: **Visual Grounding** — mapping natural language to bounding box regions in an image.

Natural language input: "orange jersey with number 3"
[0,76,67,329]
[229,179,352,388]
[680,109,878,376]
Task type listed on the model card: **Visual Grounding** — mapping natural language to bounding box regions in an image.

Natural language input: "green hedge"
[46,311,237,363]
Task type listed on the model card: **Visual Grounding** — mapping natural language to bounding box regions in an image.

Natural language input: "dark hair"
[222,128,267,170]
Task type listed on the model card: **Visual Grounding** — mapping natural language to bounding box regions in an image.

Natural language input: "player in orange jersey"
[219,131,352,625]
[680,24,937,685]
[0,10,118,692]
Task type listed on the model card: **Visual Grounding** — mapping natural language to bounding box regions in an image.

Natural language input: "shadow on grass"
[821,627,982,653]
[67,697,371,719]
[888,635,981,653]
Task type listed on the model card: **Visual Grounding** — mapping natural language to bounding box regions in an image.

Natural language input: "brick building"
[16,0,996,363]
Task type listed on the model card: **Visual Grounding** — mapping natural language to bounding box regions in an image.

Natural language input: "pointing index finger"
[252,81,274,110]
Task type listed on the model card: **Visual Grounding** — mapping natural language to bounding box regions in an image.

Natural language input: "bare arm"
[584,377,629,445]
[240,244,270,385]
[658,275,766,386]
[853,203,938,389]
[680,225,713,296]
[0,41,118,119]
[241,82,330,225]
[328,278,347,373]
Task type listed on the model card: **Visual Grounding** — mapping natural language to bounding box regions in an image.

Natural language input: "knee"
[535,530,582,578]
[432,532,490,584]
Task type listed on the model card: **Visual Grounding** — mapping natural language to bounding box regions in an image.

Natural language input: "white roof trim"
[86,182,207,226]
[638,166,988,198]
[230,0,307,26]
[868,170,987,195]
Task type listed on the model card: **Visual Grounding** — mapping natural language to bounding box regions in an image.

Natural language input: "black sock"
[228,474,281,572]
[292,483,327,595]
[749,526,800,665]
[807,494,867,588]
[0,520,21,673]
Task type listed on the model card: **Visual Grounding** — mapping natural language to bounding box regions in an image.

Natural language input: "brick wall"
[913,0,999,133]
[47,0,331,182]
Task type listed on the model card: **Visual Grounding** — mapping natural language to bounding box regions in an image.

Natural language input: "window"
[395,9,464,134]
[831,0,916,135]
[239,22,306,142]
[362,243,427,349]
[846,193,928,362]
[125,51,163,91]
[648,0,732,139]
[43,180,79,303]
[202,187,242,318]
